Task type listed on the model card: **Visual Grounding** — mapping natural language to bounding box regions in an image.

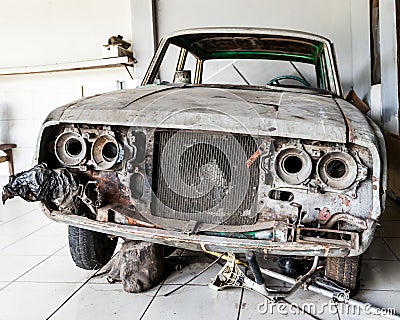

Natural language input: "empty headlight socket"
[274,147,312,185]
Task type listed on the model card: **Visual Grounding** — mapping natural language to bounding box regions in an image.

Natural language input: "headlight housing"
[317,151,357,189]
[91,134,120,170]
[55,131,86,166]
[275,147,312,185]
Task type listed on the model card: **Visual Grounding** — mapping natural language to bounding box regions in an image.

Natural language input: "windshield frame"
[142,28,343,97]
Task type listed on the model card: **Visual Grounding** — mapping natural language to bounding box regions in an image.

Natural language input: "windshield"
[143,30,341,96]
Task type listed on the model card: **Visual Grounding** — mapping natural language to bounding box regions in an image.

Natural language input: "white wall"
[0,0,133,176]
[130,0,157,80]
[0,0,132,67]
[379,0,399,134]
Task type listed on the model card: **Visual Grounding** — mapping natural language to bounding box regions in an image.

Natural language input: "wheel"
[163,245,176,257]
[325,255,362,296]
[68,226,118,270]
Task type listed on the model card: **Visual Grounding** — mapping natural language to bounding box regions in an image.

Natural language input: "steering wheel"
[267,75,311,87]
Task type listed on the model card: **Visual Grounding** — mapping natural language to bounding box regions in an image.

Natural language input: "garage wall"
[0,0,133,176]
[379,0,399,133]
[0,0,132,68]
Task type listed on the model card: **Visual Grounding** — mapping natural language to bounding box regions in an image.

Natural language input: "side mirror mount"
[173,70,191,84]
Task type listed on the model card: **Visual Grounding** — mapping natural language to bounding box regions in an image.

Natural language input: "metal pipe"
[324,213,368,230]
[259,256,319,299]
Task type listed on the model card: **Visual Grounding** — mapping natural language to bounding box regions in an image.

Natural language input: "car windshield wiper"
[232,63,250,85]
[289,61,310,86]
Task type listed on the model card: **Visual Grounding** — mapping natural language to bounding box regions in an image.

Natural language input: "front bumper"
[41,205,376,258]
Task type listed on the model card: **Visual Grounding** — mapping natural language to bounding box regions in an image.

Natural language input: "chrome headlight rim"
[91,134,120,170]
[275,147,312,185]
[317,151,357,190]
[55,131,87,166]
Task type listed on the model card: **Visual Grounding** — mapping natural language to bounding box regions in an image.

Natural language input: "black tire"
[163,245,176,257]
[68,226,118,270]
[325,255,362,296]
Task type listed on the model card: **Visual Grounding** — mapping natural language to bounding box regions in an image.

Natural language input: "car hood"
[53,85,348,143]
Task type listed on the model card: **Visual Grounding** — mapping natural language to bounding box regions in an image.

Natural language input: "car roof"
[163,27,332,63]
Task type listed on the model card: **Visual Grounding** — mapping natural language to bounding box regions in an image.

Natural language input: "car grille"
[151,130,260,225]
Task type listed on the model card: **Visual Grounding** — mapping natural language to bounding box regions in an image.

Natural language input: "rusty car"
[3,27,386,294]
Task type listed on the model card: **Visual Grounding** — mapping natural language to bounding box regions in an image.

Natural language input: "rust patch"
[247,149,261,168]
[338,194,351,207]
[80,170,131,207]
[247,140,270,168]
[318,207,331,221]
[122,216,159,228]
[342,112,355,143]
[372,176,379,191]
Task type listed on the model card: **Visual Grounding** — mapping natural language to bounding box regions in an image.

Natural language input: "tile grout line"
[13,281,93,284]
[373,236,400,239]
[0,245,66,292]
[380,237,400,262]
[0,221,52,251]
[236,287,245,320]
[357,288,400,292]
[0,207,38,226]
[46,266,104,319]
[138,278,166,320]
[282,298,323,320]
[12,243,70,285]
[360,288,400,292]
[44,245,113,318]
[160,282,207,286]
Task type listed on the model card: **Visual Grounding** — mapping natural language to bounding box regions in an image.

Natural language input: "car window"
[157,44,181,84]
[202,59,317,88]
[157,44,197,84]
[155,43,323,90]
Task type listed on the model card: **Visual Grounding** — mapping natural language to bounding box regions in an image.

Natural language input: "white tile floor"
[0,190,400,319]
